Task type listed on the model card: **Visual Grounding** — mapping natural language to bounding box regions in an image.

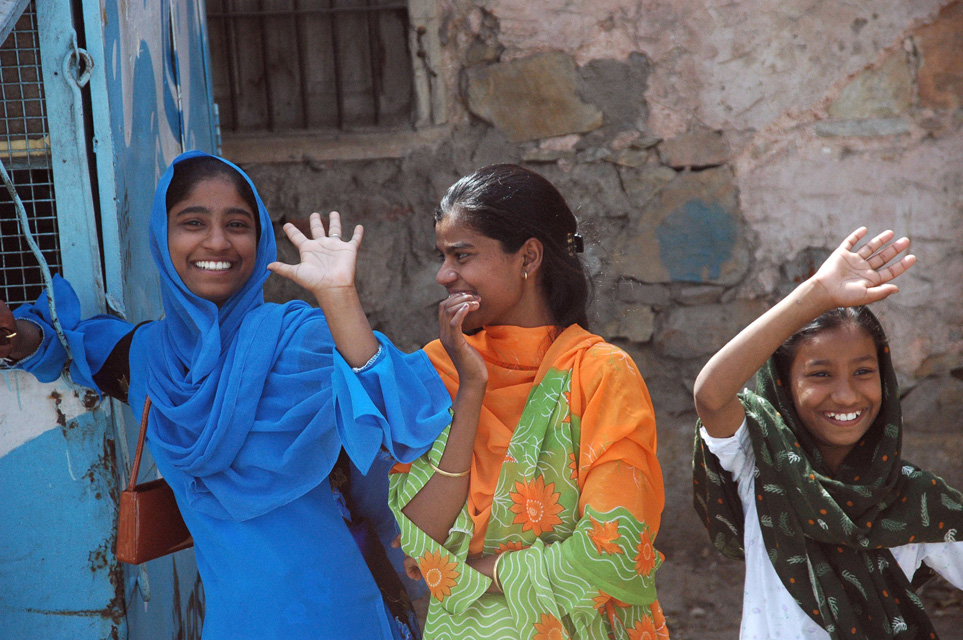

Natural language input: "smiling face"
[167,177,258,306]
[435,215,551,332]
[787,323,882,473]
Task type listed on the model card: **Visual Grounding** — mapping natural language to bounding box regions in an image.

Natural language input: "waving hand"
[811,227,916,308]
[268,211,362,297]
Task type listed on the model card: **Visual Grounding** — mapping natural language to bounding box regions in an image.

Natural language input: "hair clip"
[566,233,584,257]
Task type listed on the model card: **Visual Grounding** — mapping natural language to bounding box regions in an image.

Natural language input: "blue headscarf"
[16,150,450,523]
[126,151,437,522]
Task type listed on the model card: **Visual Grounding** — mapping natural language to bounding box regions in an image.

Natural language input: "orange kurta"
[391,324,667,639]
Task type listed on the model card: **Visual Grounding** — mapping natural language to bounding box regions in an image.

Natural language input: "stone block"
[613,167,751,286]
[658,129,729,169]
[617,164,678,209]
[578,53,650,130]
[813,118,911,137]
[654,300,770,359]
[606,306,657,343]
[902,375,963,434]
[828,50,913,119]
[916,2,963,110]
[671,284,725,306]
[535,162,632,221]
[616,279,671,307]
[465,52,604,142]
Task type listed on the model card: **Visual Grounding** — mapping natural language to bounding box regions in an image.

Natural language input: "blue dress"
[12,151,450,639]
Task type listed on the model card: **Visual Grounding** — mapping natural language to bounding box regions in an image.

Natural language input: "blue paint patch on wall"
[655,199,737,282]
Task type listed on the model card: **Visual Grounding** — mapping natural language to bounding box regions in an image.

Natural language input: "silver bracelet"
[351,345,383,373]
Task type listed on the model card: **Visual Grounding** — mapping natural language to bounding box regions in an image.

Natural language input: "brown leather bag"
[115,397,193,564]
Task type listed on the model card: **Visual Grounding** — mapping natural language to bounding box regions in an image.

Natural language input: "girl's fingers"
[853,229,893,259]
[349,224,364,247]
[449,302,474,327]
[266,261,295,280]
[877,254,916,282]
[308,212,326,239]
[840,227,868,252]
[866,236,909,270]
[281,222,308,247]
[327,211,342,239]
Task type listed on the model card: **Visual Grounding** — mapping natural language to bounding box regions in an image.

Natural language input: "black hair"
[166,155,260,239]
[773,306,887,382]
[435,164,590,330]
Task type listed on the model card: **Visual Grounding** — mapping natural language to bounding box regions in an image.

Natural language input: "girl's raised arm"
[693,227,915,438]
[268,211,379,368]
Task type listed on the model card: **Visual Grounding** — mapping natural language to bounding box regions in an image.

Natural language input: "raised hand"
[438,292,488,387]
[268,211,362,298]
[811,227,916,310]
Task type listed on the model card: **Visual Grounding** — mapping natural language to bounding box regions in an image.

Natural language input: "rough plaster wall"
[243,1,963,635]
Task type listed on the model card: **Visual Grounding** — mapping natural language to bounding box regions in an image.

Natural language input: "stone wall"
[236,1,963,635]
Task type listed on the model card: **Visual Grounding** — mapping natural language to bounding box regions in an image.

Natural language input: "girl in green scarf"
[693,227,963,639]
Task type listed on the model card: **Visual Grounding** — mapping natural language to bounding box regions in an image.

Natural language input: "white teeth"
[194,261,232,271]
[827,410,861,422]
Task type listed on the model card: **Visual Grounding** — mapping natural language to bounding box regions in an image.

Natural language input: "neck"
[817,444,853,476]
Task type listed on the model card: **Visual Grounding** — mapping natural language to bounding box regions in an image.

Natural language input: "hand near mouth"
[438,292,487,388]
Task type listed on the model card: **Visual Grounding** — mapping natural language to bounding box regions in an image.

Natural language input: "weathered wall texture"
[238,1,963,636]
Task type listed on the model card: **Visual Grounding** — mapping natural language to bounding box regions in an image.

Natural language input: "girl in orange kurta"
[390,164,669,639]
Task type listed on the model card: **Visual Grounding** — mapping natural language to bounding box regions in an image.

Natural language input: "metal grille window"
[207,0,414,133]
[0,3,61,308]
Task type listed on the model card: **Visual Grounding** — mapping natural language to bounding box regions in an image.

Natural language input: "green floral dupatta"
[693,310,963,639]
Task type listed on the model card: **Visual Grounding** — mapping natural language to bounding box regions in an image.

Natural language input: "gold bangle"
[492,551,507,592]
[428,461,470,478]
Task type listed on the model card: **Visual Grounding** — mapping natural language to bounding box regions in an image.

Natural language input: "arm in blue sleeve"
[331,331,452,473]
[11,275,134,393]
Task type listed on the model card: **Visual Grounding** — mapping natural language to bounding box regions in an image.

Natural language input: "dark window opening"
[206,0,414,133]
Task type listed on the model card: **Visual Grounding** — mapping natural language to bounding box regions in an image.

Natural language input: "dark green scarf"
[693,321,963,639]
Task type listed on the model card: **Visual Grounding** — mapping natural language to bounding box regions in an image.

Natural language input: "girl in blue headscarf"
[0,151,451,639]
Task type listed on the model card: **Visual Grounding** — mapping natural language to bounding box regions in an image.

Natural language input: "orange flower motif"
[533,613,569,640]
[650,602,669,639]
[418,549,459,602]
[634,529,656,576]
[627,615,658,640]
[568,452,578,480]
[496,540,529,554]
[588,517,624,555]
[509,476,564,536]
[562,390,572,423]
[592,590,630,611]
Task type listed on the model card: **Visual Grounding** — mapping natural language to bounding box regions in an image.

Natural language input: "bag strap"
[126,396,152,492]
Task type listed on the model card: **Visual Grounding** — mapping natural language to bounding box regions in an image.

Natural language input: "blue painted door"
[0,1,216,638]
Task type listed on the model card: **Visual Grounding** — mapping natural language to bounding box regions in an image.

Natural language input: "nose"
[436,261,456,287]
[202,225,231,251]
[831,378,860,405]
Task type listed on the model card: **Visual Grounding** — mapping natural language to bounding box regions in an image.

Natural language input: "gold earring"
[523,271,528,281]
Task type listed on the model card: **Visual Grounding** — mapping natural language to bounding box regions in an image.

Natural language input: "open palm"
[268,212,362,295]
[812,227,916,308]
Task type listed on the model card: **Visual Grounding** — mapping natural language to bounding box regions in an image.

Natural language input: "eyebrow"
[804,355,877,367]
[173,206,255,219]
[437,241,474,252]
